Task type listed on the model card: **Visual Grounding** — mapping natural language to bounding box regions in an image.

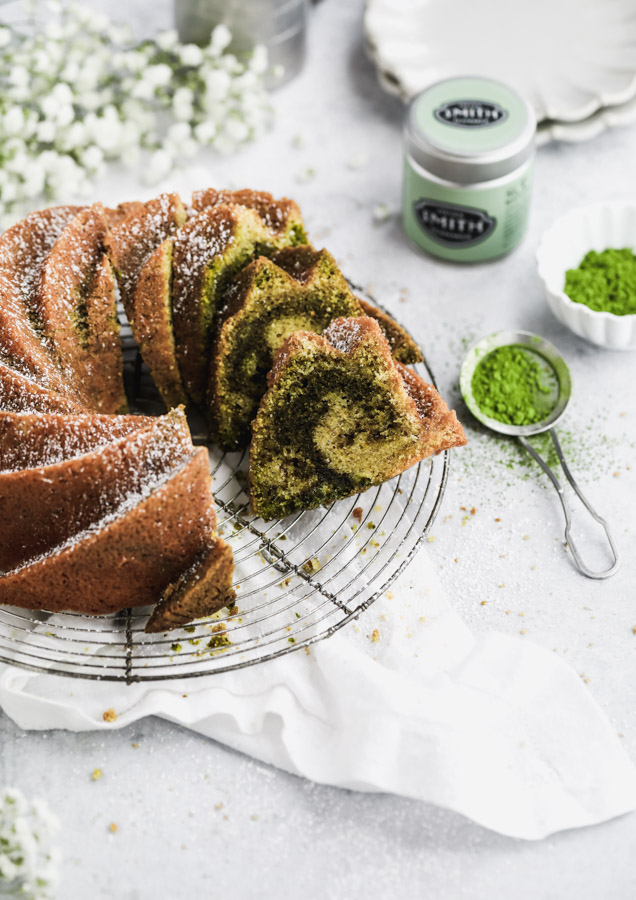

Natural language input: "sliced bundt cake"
[34,203,126,413]
[209,246,422,450]
[0,409,190,571]
[250,317,466,520]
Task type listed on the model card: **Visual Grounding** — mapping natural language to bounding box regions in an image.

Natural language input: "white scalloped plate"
[365,0,636,129]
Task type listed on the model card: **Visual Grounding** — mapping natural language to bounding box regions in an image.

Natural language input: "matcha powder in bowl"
[564,248,636,316]
[460,330,620,579]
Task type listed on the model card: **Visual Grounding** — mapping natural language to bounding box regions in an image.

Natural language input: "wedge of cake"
[170,200,308,405]
[34,203,126,413]
[104,192,186,319]
[249,317,466,520]
[145,538,236,633]
[209,246,423,450]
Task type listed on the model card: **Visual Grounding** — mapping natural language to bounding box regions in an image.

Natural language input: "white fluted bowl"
[537,203,636,350]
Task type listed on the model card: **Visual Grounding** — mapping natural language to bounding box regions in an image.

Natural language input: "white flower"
[145,148,173,183]
[22,160,46,195]
[179,43,203,67]
[167,121,191,144]
[205,69,231,101]
[225,118,249,143]
[249,44,268,75]
[0,788,59,900]
[3,106,24,136]
[37,120,57,142]
[156,28,179,51]
[8,65,29,88]
[0,27,11,49]
[144,63,172,87]
[194,120,216,144]
[210,23,232,53]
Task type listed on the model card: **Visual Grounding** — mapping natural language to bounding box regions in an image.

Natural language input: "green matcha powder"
[564,247,636,315]
[471,344,557,426]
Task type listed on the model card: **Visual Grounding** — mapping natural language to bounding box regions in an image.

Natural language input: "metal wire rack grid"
[0,299,449,684]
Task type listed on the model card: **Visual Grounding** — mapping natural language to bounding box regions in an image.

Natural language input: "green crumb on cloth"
[564,248,636,316]
[471,345,557,426]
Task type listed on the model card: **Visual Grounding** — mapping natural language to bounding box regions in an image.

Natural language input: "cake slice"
[144,538,236,633]
[170,200,308,405]
[272,246,422,365]
[0,205,84,394]
[129,238,187,409]
[249,317,466,520]
[0,447,220,615]
[208,246,423,450]
[104,192,186,319]
[0,409,192,571]
[34,203,126,413]
[191,188,306,244]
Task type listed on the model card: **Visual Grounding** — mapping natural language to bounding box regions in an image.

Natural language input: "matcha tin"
[403,77,536,262]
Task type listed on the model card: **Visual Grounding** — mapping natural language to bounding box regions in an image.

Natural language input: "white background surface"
[2,1,636,897]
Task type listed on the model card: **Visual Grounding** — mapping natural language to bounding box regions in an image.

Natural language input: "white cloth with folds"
[1,547,634,841]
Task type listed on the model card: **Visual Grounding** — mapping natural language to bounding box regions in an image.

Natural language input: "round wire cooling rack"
[0,294,450,684]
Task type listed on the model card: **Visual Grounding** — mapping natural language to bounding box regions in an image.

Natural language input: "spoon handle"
[517,430,621,580]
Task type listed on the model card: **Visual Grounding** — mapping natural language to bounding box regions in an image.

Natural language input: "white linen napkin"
[1,548,635,841]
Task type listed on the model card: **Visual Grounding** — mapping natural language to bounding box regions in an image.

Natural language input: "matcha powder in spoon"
[471,344,558,426]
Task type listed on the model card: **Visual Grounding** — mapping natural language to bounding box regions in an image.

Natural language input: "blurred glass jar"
[175,0,309,88]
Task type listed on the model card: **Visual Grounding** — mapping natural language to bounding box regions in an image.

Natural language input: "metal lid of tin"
[405,76,536,184]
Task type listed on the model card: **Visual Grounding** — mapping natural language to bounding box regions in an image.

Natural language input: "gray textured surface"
[2,1,636,897]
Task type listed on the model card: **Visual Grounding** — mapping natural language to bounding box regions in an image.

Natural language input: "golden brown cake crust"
[192,188,302,236]
[0,411,192,571]
[144,537,236,633]
[35,203,126,413]
[0,448,215,616]
[0,206,84,394]
[104,192,186,318]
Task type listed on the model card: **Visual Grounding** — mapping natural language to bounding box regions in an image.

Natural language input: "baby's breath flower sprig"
[0,1,273,225]
[0,787,60,899]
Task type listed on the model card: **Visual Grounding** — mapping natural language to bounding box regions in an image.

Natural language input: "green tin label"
[403,157,534,262]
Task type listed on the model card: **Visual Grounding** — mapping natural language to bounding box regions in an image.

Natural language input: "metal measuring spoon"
[459,330,620,579]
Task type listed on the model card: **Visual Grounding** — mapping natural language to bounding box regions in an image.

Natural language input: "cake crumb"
[109,823,118,834]
[370,629,380,643]
[91,769,102,781]
[352,506,363,523]
[103,708,117,723]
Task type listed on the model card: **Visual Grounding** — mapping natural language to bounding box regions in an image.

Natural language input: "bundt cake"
[0,186,462,638]
[249,317,466,520]
[209,245,422,450]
